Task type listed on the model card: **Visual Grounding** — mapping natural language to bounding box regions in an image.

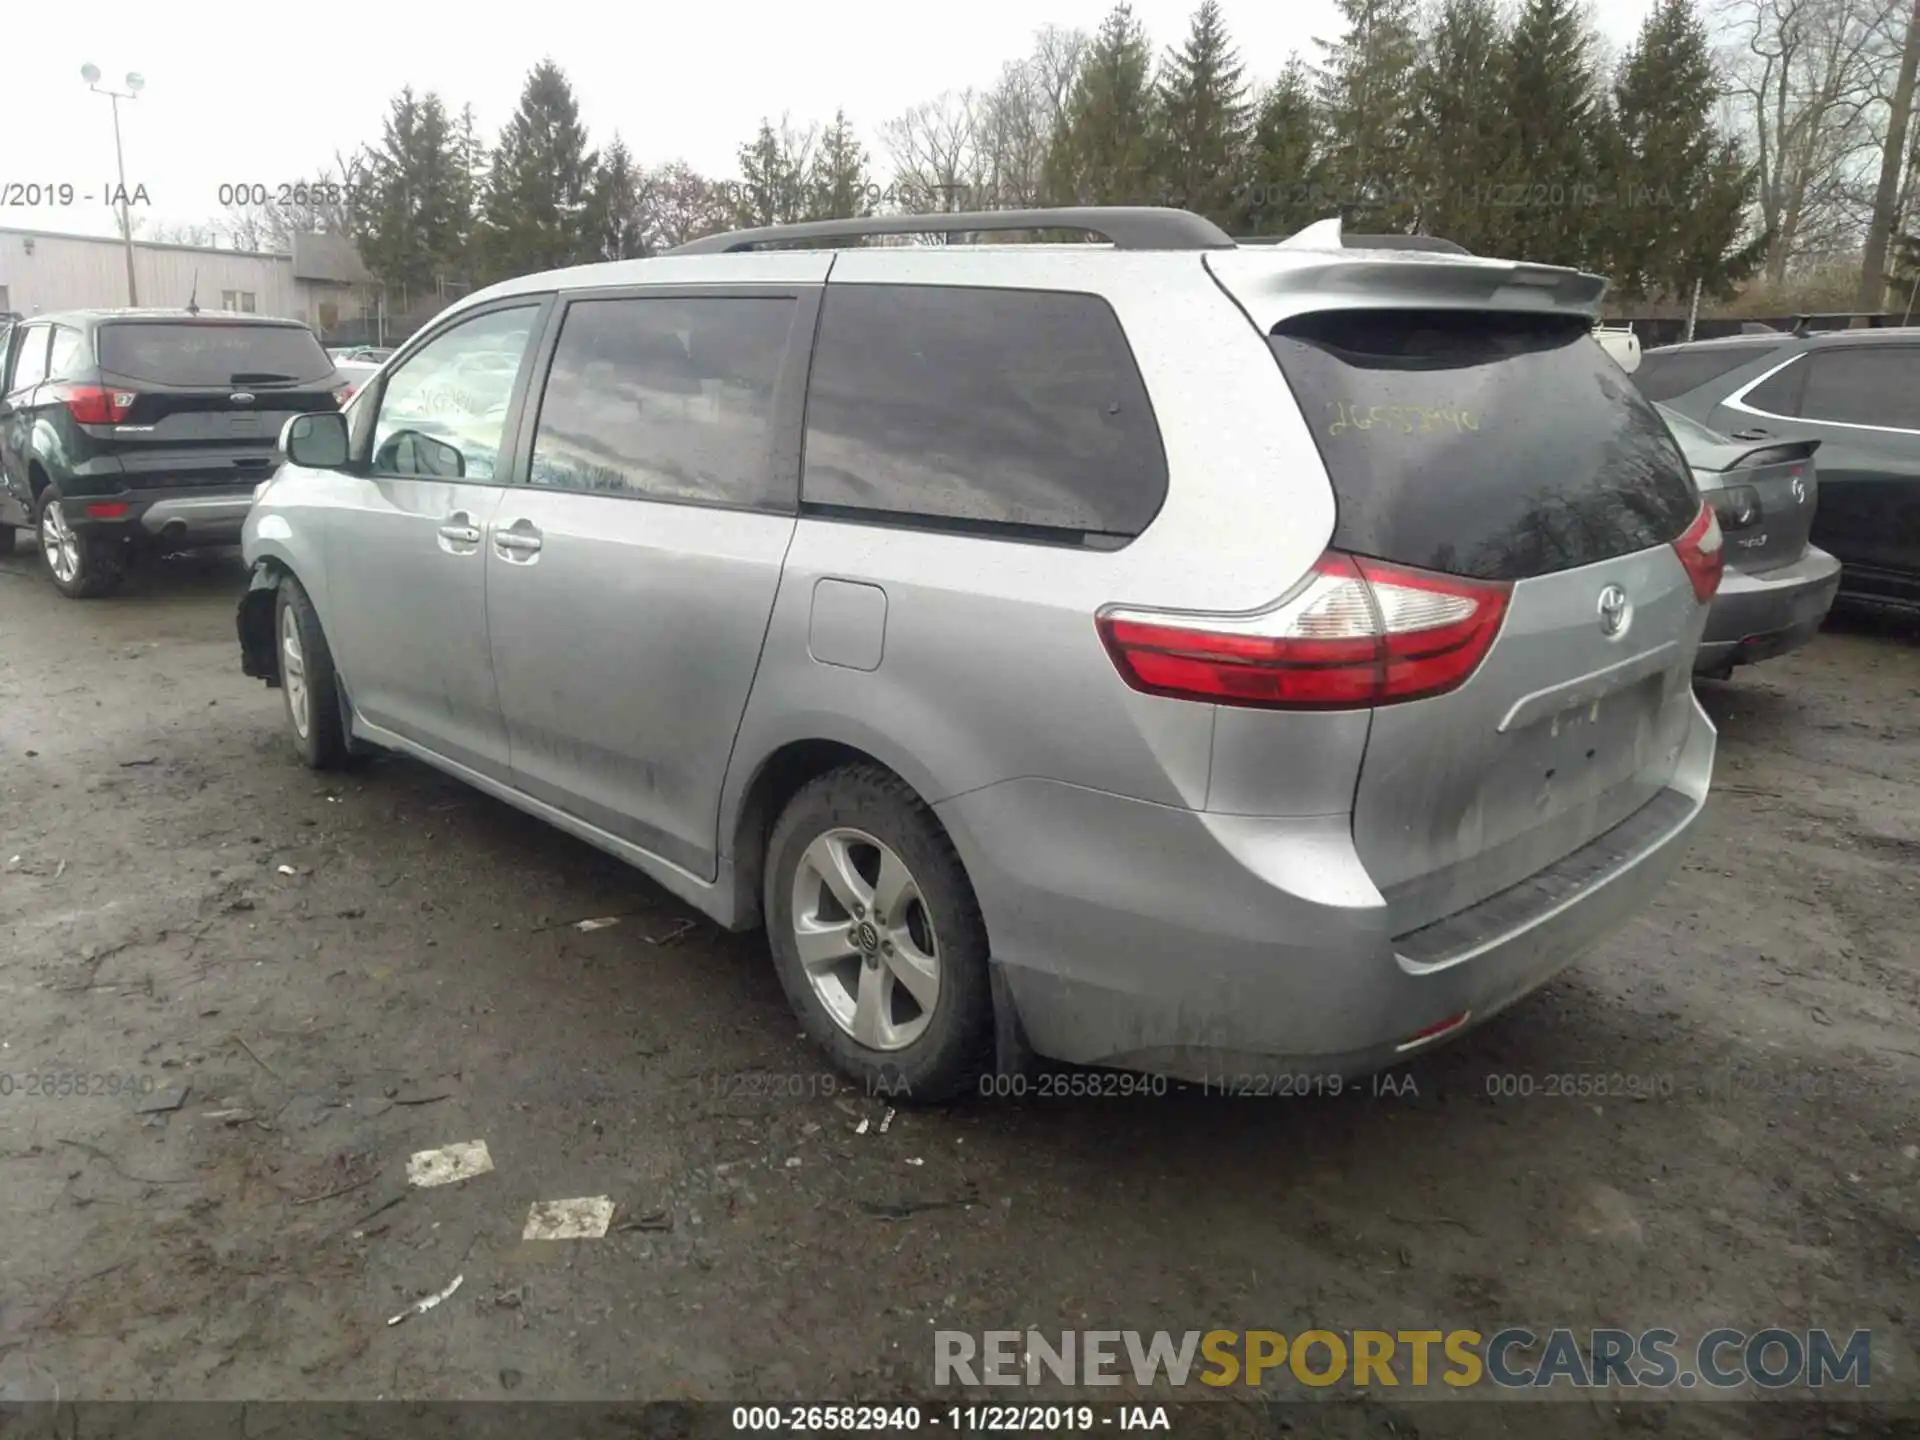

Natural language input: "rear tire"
[764,764,994,1104]
[36,489,125,599]
[274,576,348,770]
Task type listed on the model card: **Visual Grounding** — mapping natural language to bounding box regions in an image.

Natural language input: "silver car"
[237,207,1721,1100]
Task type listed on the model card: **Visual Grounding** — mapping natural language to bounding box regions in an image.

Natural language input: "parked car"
[329,346,395,364]
[0,309,349,596]
[1654,404,1840,677]
[1635,328,1920,613]
[331,358,381,407]
[236,206,1721,1100]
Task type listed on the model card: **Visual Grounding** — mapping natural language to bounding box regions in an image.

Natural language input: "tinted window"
[97,322,333,385]
[1742,355,1807,416]
[8,325,50,392]
[529,296,794,509]
[1270,310,1701,582]
[1631,344,1781,403]
[1797,347,1920,430]
[802,284,1167,541]
[372,306,538,482]
[47,326,87,379]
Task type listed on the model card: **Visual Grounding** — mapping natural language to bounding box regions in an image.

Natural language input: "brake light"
[1672,501,1724,603]
[85,502,131,518]
[1096,551,1511,710]
[55,384,136,424]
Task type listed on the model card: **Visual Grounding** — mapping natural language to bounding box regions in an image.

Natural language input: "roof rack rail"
[666,206,1236,255]
[1790,311,1895,336]
[1232,229,1471,255]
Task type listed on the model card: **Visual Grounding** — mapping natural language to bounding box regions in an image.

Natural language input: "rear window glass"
[97,322,334,385]
[801,284,1167,543]
[1269,311,1700,582]
[1631,344,1780,402]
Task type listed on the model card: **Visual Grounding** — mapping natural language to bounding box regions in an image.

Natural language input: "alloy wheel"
[790,827,941,1052]
[40,502,80,585]
[282,606,310,739]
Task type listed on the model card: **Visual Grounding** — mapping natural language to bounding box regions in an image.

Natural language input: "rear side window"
[1269,311,1700,582]
[801,284,1167,543]
[48,326,87,378]
[97,322,334,385]
[7,325,50,392]
[530,296,796,510]
[1632,344,1781,402]
[1797,347,1920,430]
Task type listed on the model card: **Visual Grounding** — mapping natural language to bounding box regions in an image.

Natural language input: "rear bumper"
[61,486,256,549]
[939,695,1715,1082]
[1696,546,1841,672]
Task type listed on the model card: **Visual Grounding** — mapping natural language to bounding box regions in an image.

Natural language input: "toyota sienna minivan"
[238,206,1721,1100]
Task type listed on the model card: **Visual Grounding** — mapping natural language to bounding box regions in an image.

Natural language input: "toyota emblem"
[1597,583,1630,638]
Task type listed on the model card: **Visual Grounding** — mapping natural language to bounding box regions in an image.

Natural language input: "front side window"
[800,284,1168,542]
[528,296,795,509]
[7,325,51,393]
[1797,347,1920,430]
[371,306,538,481]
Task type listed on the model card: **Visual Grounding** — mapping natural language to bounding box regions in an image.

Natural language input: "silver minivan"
[238,207,1721,1100]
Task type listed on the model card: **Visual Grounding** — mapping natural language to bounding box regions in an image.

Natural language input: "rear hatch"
[1206,254,1711,936]
[90,320,341,488]
[1658,408,1819,573]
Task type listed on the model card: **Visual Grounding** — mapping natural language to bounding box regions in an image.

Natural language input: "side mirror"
[281,411,350,469]
[373,428,467,479]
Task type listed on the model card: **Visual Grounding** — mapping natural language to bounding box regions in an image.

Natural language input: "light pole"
[81,63,144,306]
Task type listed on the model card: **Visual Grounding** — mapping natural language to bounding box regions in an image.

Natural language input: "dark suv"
[0,309,346,596]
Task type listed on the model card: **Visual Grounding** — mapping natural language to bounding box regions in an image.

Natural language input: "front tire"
[765,764,994,1104]
[37,490,125,598]
[275,576,348,769]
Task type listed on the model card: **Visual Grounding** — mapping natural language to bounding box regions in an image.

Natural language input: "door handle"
[437,522,482,544]
[493,523,542,556]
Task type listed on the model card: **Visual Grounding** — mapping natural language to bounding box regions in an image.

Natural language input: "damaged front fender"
[238,561,282,687]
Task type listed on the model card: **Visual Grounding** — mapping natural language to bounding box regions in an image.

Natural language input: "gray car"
[1656,404,1841,677]
[235,207,1720,1100]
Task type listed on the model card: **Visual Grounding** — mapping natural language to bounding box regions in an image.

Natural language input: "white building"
[0,226,376,337]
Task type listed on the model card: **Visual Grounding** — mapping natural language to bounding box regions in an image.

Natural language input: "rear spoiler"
[1729,438,1820,470]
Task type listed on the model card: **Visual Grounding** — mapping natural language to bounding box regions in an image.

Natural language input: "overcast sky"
[6,0,1660,244]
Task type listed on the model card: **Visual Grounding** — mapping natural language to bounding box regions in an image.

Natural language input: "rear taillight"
[1672,501,1724,603]
[55,384,136,424]
[1096,551,1511,711]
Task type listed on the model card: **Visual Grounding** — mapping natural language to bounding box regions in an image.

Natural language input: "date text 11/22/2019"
[728,1404,1173,1431]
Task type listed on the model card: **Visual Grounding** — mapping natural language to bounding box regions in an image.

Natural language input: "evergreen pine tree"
[590,137,647,260]
[1043,4,1159,205]
[1313,0,1422,231]
[1409,0,1508,251]
[352,88,469,306]
[733,120,809,226]
[1230,58,1327,235]
[477,59,601,281]
[1489,0,1603,266]
[1152,0,1250,224]
[808,111,873,219]
[1610,0,1763,299]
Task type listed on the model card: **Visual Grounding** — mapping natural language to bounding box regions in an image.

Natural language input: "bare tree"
[636,162,731,250]
[883,90,986,217]
[1719,0,1907,282]
[1859,0,1920,303]
[220,150,369,254]
[974,25,1091,208]
[139,219,223,247]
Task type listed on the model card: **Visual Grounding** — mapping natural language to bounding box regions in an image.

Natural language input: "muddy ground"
[0,545,1916,1437]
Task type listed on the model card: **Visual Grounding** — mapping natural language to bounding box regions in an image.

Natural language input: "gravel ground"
[0,545,1916,1437]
